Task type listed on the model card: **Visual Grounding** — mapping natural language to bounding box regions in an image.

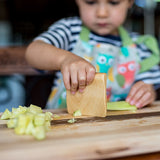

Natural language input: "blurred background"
[0,0,160,111]
[0,0,78,46]
[0,0,159,46]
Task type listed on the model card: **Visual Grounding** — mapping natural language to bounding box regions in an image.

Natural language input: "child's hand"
[126,81,156,109]
[60,54,96,94]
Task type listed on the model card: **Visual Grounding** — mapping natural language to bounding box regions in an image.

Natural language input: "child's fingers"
[70,68,78,94]
[86,67,96,85]
[62,68,71,90]
[61,57,95,94]
[135,92,152,108]
[129,88,145,105]
[126,81,144,102]
[126,82,156,109]
[139,84,156,108]
[78,70,86,93]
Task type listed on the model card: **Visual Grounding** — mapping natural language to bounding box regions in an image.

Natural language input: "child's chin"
[100,29,119,36]
[96,30,111,36]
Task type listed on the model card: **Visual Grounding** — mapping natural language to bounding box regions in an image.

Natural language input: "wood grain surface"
[0,101,160,160]
[67,73,107,117]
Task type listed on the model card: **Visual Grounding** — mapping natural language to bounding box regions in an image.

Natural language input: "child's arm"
[126,81,156,109]
[25,40,96,93]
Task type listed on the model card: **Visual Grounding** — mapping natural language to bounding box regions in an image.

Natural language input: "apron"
[46,26,160,109]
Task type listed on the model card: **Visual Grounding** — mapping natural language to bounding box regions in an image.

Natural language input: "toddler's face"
[76,0,133,36]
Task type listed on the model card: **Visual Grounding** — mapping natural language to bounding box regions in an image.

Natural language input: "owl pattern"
[96,53,114,73]
[116,61,137,88]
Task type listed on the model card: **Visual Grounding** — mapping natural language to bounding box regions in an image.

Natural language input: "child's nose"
[96,5,109,18]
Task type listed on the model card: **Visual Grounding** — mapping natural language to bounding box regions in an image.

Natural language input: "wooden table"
[0,46,54,108]
[1,101,160,160]
[0,46,39,75]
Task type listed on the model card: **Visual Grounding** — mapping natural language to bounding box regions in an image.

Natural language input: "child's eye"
[84,0,97,5]
[108,0,120,5]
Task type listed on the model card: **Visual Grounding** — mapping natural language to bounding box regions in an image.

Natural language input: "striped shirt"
[35,16,160,89]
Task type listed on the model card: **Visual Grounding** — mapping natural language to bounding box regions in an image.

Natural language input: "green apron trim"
[80,25,133,46]
[80,26,90,42]
[118,27,160,72]
[118,26,133,46]
[135,35,160,73]
[80,25,160,73]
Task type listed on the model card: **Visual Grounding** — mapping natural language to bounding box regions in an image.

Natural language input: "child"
[26,0,160,109]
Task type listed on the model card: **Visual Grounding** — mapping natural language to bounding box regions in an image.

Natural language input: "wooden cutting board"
[1,101,160,160]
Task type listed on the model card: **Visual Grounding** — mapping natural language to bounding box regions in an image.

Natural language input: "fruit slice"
[107,101,137,111]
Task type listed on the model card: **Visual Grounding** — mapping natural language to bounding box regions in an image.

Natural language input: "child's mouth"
[97,23,108,28]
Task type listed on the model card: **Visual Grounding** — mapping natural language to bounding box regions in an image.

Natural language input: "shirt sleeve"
[34,18,72,50]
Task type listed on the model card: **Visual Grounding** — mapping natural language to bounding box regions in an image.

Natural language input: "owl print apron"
[46,26,159,109]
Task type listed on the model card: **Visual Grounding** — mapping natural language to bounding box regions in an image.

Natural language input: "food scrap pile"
[0,104,52,140]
